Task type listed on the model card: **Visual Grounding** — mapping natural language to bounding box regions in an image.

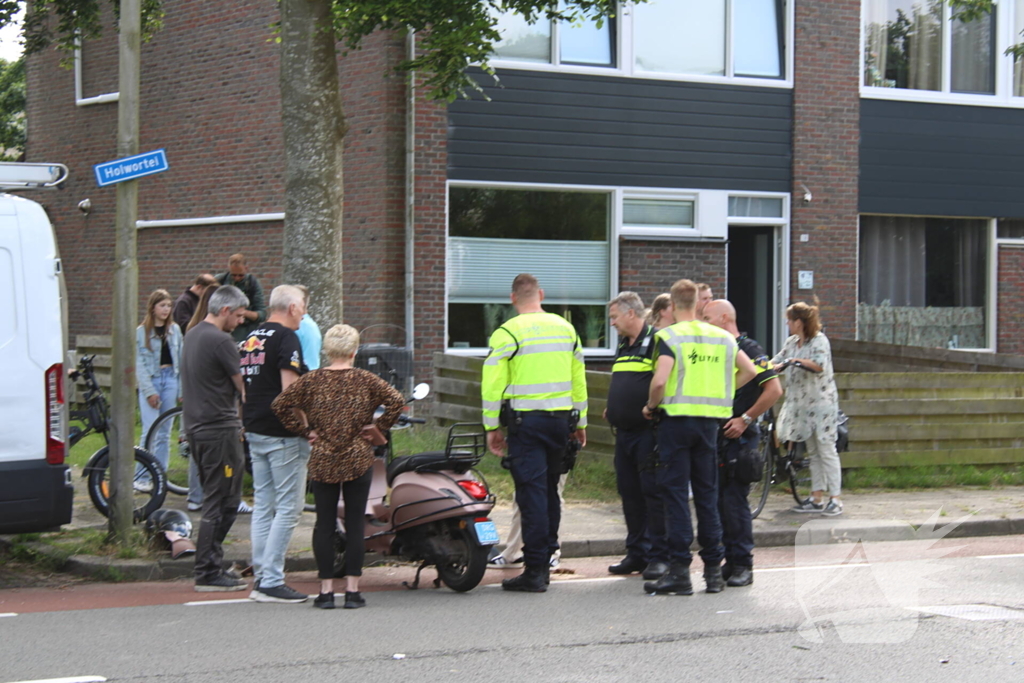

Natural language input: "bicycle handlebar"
[775,359,820,373]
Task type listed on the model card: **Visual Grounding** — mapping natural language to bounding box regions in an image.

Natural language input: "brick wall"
[790,0,860,339]
[618,241,727,309]
[997,246,1024,355]
[26,2,409,340]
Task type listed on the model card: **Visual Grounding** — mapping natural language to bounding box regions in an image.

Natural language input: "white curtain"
[859,216,927,306]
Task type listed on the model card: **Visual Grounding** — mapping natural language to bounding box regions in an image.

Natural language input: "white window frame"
[444,180,791,356]
[856,213,997,352]
[74,37,119,107]
[485,1,794,90]
[860,0,1024,108]
[445,179,620,358]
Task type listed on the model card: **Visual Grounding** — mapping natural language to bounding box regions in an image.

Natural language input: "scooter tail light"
[457,480,488,500]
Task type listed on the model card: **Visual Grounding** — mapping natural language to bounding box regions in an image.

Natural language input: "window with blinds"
[448,186,612,349]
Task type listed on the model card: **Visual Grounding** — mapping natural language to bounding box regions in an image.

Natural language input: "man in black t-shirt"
[604,292,668,580]
[241,284,310,604]
[703,300,782,588]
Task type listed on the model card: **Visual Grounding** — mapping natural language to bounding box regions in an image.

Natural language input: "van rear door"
[0,194,73,533]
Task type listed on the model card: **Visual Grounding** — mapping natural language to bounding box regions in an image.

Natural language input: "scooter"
[334,384,498,592]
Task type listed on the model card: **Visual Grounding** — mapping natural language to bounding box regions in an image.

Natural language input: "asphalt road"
[2,535,1023,683]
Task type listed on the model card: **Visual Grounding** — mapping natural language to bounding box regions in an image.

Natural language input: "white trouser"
[805,429,842,497]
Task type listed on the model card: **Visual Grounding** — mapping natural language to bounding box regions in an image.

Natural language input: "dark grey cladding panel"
[447,69,792,192]
[860,98,1024,218]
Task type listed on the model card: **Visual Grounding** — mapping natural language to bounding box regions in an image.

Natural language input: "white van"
[0,163,74,533]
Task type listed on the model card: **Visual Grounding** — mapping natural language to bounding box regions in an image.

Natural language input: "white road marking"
[978,553,1024,560]
[909,604,1024,621]
[756,563,872,574]
[183,598,252,606]
[0,612,18,617]
[6,677,107,683]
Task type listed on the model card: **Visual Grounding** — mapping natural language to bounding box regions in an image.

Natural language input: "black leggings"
[310,470,373,580]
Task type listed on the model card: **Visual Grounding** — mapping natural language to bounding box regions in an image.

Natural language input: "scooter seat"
[386,452,450,484]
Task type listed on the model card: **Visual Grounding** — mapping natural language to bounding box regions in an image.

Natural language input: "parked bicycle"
[144,406,190,497]
[748,359,848,519]
[69,355,167,521]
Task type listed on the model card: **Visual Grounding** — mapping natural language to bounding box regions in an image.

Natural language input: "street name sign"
[93,149,169,187]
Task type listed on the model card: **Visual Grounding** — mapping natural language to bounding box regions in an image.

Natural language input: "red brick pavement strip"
[4,536,1024,616]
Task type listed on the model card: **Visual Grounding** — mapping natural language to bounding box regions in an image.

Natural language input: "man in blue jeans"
[241,285,310,603]
[703,299,782,588]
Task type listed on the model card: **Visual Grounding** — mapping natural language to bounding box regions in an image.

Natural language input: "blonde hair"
[787,301,822,338]
[323,324,360,361]
[141,289,173,350]
[647,293,671,326]
[670,279,698,311]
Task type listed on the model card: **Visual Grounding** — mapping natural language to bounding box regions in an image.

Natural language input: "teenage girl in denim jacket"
[137,289,183,474]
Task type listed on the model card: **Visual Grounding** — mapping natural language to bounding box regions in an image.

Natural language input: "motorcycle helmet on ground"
[145,508,196,559]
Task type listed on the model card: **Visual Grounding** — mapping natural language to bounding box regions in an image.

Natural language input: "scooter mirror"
[412,383,430,401]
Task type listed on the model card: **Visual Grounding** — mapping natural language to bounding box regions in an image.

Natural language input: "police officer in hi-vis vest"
[483,274,588,593]
[641,279,757,596]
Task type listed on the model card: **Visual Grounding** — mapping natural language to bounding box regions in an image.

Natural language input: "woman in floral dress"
[771,302,843,516]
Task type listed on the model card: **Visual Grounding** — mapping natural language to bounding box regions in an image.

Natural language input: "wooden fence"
[831,338,1024,373]
[434,353,1024,469]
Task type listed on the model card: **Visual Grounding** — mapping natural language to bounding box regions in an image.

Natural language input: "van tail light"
[45,363,65,465]
[457,480,488,500]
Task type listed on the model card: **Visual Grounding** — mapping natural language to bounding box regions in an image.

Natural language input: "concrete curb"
[5,515,1023,583]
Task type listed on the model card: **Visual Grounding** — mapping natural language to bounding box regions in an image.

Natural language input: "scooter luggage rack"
[443,423,487,472]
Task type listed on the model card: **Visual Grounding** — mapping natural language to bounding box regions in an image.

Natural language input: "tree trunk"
[279,0,347,328]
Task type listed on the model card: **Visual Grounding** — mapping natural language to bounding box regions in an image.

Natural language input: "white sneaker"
[237,500,253,514]
[822,499,844,516]
[187,502,202,511]
[550,555,560,569]
[134,479,154,493]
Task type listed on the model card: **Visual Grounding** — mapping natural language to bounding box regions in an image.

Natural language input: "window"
[634,0,783,78]
[858,216,989,349]
[997,217,1024,239]
[728,196,784,218]
[621,197,696,238]
[492,4,615,68]
[488,1,789,84]
[447,187,612,349]
[862,0,1022,100]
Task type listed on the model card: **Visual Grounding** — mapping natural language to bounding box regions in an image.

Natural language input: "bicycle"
[69,355,168,521]
[748,359,848,519]
[144,406,191,496]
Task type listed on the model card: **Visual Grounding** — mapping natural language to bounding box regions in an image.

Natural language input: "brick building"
[25,1,1024,384]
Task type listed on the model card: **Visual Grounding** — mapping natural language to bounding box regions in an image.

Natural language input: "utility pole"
[108,0,142,543]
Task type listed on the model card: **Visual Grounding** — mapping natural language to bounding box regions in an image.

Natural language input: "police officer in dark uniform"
[604,292,668,578]
[703,299,782,587]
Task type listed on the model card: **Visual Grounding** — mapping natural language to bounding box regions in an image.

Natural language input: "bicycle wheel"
[86,446,168,522]
[146,407,190,496]
[749,432,774,519]
[787,442,813,505]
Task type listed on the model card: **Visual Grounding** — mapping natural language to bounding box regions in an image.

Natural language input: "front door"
[727,225,778,356]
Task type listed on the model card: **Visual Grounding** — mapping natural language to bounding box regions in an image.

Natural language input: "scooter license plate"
[473,520,500,545]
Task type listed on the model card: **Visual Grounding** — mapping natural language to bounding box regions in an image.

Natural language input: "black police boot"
[643,562,693,595]
[502,565,548,593]
[726,566,753,587]
[608,556,647,575]
[721,562,734,581]
[704,565,725,594]
[642,561,670,581]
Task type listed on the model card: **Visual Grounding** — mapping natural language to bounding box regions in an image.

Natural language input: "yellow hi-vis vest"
[481,311,588,431]
[654,320,738,419]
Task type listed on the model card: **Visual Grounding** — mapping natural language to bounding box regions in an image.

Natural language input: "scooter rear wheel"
[436,522,489,592]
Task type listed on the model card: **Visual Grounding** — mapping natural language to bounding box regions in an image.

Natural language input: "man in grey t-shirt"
[180,285,249,592]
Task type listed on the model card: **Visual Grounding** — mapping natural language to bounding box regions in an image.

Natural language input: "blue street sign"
[93,149,169,187]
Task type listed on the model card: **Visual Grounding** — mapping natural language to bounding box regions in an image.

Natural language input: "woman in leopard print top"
[272,324,403,608]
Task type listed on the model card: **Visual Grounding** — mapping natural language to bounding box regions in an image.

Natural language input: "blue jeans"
[614,426,667,563]
[506,412,570,570]
[247,432,310,588]
[718,429,758,568]
[138,367,178,471]
[656,416,724,567]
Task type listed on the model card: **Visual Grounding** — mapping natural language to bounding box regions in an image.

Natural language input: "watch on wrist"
[741,413,753,426]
